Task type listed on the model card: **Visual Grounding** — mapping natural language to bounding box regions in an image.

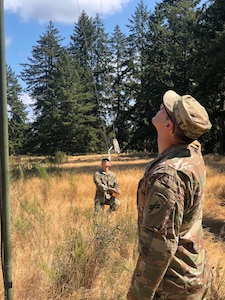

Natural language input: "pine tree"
[92,14,111,120]
[7,65,29,155]
[53,50,100,154]
[149,0,199,93]
[70,12,111,153]
[126,0,153,151]
[193,0,225,153]
[20,21,65,154]
[69,11,95,92]
[109,25,131,150]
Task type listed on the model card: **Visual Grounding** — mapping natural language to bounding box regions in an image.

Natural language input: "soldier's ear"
[166,119,174,132]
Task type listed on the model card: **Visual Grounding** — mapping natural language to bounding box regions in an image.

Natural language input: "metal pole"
[0,0,13,299]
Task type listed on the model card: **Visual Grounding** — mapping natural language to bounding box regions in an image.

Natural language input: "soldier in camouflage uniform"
[93,157,121,212]
[127,90,212,300]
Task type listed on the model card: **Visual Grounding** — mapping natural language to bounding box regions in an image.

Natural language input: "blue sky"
[4,0,157,111]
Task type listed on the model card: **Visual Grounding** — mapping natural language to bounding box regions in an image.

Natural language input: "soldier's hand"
[111,188,121,195]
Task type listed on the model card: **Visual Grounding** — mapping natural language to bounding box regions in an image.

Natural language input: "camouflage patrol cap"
[163,90,212,140]
[102,157,110,162]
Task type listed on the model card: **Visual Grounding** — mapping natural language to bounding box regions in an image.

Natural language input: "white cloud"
[20,93,33,106]
[5,36,13,47]
[4,0,130,24]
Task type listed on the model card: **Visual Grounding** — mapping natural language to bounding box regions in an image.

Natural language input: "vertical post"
[0,0,13,299]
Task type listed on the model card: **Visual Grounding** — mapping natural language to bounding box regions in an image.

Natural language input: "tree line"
[7,0,225,156]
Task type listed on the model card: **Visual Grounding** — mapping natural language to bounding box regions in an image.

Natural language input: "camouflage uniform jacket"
[93,169,119,204]
[128,141,211,300]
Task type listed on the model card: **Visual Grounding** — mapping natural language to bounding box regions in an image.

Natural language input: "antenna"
[0,0,12,298]
[108,146,113,160]
[113,138,120,153]
[107,138,120,160]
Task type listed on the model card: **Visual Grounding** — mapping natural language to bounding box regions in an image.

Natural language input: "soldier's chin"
[151,116,157,126]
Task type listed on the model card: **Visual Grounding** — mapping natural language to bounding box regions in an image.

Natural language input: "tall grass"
[1,154,224,299]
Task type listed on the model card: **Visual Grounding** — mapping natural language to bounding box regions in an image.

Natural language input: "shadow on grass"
[10,156,155,179]
[203,216,225,241]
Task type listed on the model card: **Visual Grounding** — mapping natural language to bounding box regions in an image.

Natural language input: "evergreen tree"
[70,12,111,152]
[69,11,95,101]
[149,0,200,93]
[20,21,65,154]
[139,0,201,151]
[53,50,100,154]
[92,14,112,125]
[70,11,94,68]
[126,0,153,151]
[193,0,225,153]
[109,25,131,150]
[7,65,29,155]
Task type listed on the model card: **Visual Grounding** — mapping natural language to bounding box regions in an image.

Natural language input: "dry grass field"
[0,153,224,299]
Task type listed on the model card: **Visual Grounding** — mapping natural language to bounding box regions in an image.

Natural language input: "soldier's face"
[152,103,169,128]
[152,103,175,138]
[101,159,111,169]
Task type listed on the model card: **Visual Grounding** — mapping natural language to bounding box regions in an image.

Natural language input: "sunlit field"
[0,153,224,299]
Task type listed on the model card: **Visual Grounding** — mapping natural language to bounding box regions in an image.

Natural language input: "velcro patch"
[148,192,167,215]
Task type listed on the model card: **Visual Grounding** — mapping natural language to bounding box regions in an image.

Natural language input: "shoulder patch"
[148,192,167,215]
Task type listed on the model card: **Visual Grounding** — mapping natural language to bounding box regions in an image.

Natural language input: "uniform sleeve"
[128,170,185,299]
[112,174,120,190]
[93,172,108,192]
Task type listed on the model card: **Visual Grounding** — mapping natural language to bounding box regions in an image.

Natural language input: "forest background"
[6,0,225,157]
